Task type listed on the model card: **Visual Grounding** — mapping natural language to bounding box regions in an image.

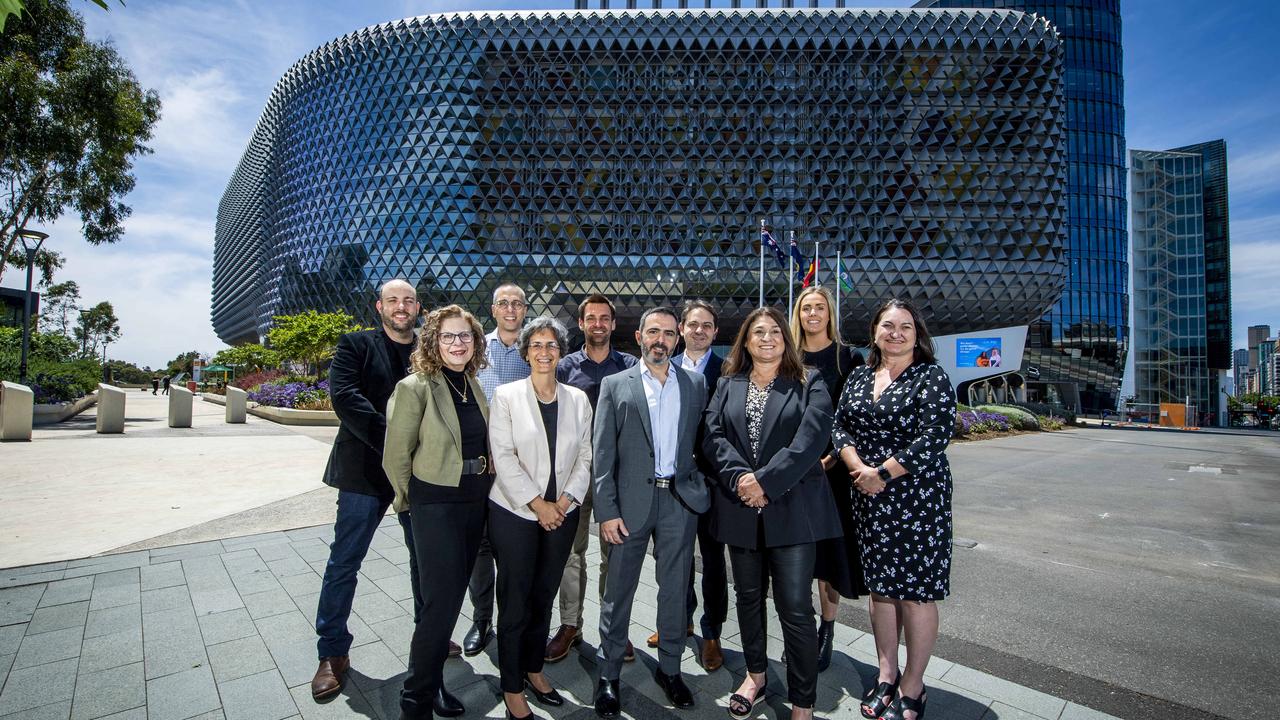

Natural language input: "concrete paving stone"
[189,588,245,617]
[359,673,493,720]
[307,561,327,576]
[980,701,1053,720]
[277,573,321,600]
[79,628,144,673]
[1059,701,1120,720]
[94,708,145,720]
[290,593,320,622]
[24,602,89,635]
[394,599,414,617]
[35,579,94,609]
[0,699,71,720]
[140,586,192,615]
[149,541,226,562]
[266,557,313,580]
[0,653,12,692]
[139,562,186,592]
[87,569,139,589]
[0,573,63,591]
[350,592,406,626]
[255,543,303,563]
[69,661,145,720]
[943,665,1066,720]
[228,570,282,597]
[354,560,400,582]
[141,607,207,680]
[288,540,331,564]
[368,574,412,603]
[197,608,258,646]
[923,679,996,720]
[254,611,319,688]
[14,627,82,669]
[219,550,268,576]
[179,557,235,593]
[144,665,220,720]
[286,683,376,720]
[88,583,139,613]
[0,586,46,626]
[219,669,298,720]
[65,553,149,572]
[344,642,406,693]
[241,589,298,620]
[186,712,224,720]
[83,605,140,640]
[220,532,293,552]
[2,562,67,577]
[284,526,332,542]
[366,619,413,656]
[207,635,277,684]
[0,657,79,716]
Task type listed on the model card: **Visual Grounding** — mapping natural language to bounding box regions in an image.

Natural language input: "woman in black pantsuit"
[486,317,594,720]
[384,304,491,720]
[702,306,844,720]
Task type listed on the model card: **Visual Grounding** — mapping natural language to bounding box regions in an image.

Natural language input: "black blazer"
[672,350,723,400]
[702,369,844,549]
[323,329,411,498]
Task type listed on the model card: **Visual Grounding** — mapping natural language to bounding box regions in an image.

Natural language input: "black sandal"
[727,679,767,719]
[859,675,899,719]
[878,689,927,720]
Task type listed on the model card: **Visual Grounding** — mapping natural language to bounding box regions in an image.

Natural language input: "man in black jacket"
[312,279,439,702]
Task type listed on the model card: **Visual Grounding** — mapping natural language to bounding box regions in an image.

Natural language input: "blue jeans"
[316,490,420,658]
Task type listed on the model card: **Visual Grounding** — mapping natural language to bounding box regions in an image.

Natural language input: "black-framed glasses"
[439,332,474,345]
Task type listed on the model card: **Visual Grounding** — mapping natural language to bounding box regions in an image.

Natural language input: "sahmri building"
[214,1,1072,399]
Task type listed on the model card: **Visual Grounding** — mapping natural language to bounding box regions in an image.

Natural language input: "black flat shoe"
[879,689,927,720]
[464,620,493,656]
[860,674,900,719]
[594,678,621,718]
[433,686,466,718]
[727,679,767,720]
[816,619,835,673]
[655,671,695,709]
[524,678,565,707]
[506,710,542,720]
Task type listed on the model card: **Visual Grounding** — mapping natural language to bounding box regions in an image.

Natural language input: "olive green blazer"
[382,370,489,513]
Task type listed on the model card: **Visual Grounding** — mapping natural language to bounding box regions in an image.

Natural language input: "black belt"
[461,456,489,475]
[654,475,674,489]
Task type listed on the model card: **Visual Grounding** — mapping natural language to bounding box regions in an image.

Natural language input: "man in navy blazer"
[592,307,708,717]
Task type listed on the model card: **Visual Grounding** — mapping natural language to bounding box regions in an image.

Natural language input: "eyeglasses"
[495,299,527,310]
[528,342,560,352]
[439,332,474,345]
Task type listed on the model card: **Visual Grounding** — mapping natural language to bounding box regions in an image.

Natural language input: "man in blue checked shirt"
[463,282,531,656]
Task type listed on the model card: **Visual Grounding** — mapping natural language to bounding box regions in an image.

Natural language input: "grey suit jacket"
[592,362,709,529]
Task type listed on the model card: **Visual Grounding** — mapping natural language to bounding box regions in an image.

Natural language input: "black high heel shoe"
[859,674,899,719]
[816,619,836,672]
[878,688,927,720]
[524,678,565,707]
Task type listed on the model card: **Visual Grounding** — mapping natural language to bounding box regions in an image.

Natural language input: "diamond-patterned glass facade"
[214,8,1066,346]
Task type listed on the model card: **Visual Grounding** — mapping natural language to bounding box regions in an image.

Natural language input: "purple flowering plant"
[249,379,331,410]
[956,410,1011,435]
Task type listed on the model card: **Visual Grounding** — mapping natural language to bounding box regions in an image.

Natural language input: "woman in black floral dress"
[831,299,954,720]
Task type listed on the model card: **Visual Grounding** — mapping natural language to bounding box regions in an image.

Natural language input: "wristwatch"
[876,466,892,482]
[563,492,581,507]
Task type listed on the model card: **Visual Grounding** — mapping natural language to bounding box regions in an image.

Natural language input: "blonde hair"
[411,304,489,376]
[789,285,840,348]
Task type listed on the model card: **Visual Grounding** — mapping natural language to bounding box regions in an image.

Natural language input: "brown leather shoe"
[646,624,695,648]
[310,656,349,700]
[624,639,636,662]
[448,640,462,658]
[700,638,724,671]
[544,625,581,662]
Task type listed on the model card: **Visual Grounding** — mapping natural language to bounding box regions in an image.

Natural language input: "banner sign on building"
[957,338,1003,368]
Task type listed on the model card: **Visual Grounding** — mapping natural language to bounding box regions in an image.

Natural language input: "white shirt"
[640,364,681,478]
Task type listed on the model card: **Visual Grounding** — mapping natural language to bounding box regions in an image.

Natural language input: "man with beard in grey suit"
[591,307,708,718]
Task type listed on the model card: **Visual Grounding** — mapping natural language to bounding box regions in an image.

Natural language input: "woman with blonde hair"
[384,304,491,720]
[789,285,866,671]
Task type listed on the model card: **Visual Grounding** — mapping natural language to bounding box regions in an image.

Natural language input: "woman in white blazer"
[487,316,593,720]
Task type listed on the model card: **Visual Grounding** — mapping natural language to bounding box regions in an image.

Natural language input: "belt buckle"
[477,456,488,475]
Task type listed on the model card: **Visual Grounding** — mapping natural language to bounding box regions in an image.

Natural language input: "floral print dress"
[831,362,955,601]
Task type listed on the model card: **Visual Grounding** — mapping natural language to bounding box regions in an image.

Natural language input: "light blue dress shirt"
[478,328,531,401]
[640,363,682,478]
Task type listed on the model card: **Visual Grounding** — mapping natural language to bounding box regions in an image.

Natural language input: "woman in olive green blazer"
[383,303,490,720]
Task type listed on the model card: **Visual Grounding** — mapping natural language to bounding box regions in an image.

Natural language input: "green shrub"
[976,404,1039,430]
[1037,415,1066,431]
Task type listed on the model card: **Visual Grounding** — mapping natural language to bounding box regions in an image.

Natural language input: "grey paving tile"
[0,586,47,626]
[0,657,79,716]
[350,593,406,626]
[0,699,72,720]
[218,670,297,720]
[83,605,140,640]
[277,573,321,601]
[255,543,303,563]
[344,642,406,692]
[65,553,149,572]
[266,557,313,580]
[207,635,277,684]
[254,611,318,688]
[2,562,67,577]
[242,589,296,620]
[24,602,88,635]
[14,627,83,669]
[88,569,138,590]
[944,665,1065,720]
[88,577,139,613]
[0,572,64,590]
[95,708,145,720]
[196,608,258,646]
[289,540,331,564]
[141,607,207,680]
[925,679,995,720]
[79,627,144,673]
[368,574,412,603]
[366,619,413,658]
[189,588,245,617]
[145,665,220,720]
[69,661,145,720]
[0,653,12,692]
[180,557,235,593]
[287,684,376,720]
[140,586,192,615]
[0,626,25,656]
[187,712,224,720]
[221,532,293,551]
[354,561,400,582]
[139,562,186,592]
[981,701,1050,720]
[148,540,226,562]
[1059,702,1121,720]
[284,526,332,543]
[35,579,94,609]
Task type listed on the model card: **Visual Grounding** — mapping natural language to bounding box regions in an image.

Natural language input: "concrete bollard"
[225,386,247,424]
[96,384,126,434]
[0,381,35,442]
[168,386,193,428]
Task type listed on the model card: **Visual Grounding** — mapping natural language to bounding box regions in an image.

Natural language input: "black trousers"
[401,498,487,713]
[466,531,495,626]
[686,511,729,638]
[729,541,819,707]
[488,502,578,693]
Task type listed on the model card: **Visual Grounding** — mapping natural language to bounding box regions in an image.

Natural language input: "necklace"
[442,372,469,403]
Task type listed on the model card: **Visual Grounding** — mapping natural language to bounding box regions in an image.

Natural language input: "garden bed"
[247,405,339,426]
[32,392,98,425]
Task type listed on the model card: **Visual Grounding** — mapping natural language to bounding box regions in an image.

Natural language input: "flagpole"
[787,230,795,313]
[835,243,842,339]
[813,240,820,285]
[758,219,765,308]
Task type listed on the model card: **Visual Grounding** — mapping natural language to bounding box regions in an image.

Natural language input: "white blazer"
[488,378,593,522]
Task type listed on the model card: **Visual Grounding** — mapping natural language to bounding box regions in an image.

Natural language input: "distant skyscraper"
[1247,325,1271,375]
[916,0,1128,413]
[1233,347,1250,395]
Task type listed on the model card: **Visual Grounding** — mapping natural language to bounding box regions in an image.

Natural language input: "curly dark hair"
[411,304,489,377]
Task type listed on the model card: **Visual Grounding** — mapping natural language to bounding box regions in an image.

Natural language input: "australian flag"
[762,229,787,268]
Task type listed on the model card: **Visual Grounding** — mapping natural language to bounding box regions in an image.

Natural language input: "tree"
[267,310,363,376]
[72,299,118,357]
[165,350,199,377]
[2,1,118,33]
[37,279,79,336]
[0,0,161,286]
[212,343,279,373]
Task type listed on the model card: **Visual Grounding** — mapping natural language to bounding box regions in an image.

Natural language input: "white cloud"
[147,69,248,177]
[1229,145,1280,199]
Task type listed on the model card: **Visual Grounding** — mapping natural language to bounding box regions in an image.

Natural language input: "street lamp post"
[16,229,48,385]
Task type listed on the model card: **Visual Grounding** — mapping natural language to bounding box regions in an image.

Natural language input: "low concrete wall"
[248,405,340,426]
[33,392,98,426]
[226,387,248,424]
[168,386,194,428]
[96,384,126,434]
[200,392,227,406]
[1,381,34,442]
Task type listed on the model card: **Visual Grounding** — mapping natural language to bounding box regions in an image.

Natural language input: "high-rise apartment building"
[1233,347,1250,395]
[917,0,1127,413]
[1247,324,1271,375]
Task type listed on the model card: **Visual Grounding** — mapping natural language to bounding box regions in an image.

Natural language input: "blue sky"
[5,0,1276,371]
